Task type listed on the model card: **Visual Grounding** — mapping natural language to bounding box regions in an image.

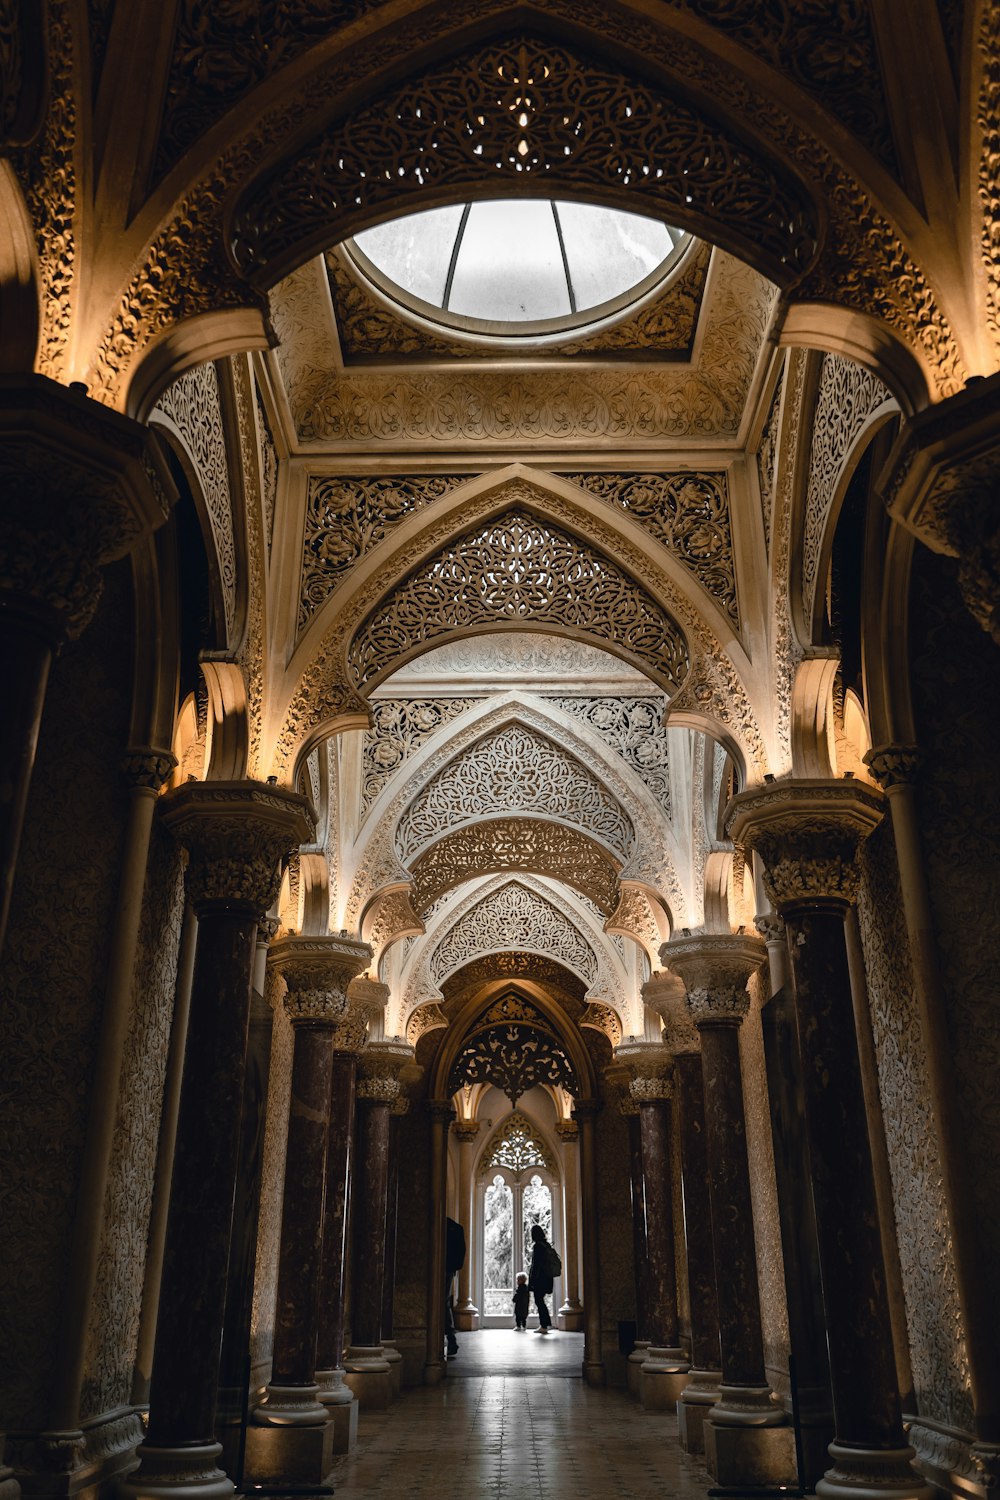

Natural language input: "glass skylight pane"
[556,202,672,311]
[355,204,465,307]
[447,201,571,321]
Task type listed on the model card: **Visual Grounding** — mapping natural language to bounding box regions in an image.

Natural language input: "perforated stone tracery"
[547,697,672,809]
[482,1111,556,1177]
[362,699,483,814]
[430,882,599,987]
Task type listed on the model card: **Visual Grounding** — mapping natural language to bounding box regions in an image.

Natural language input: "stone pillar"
[651,974,723,1453]
[617,1098,649,1393]
[344,1039,411,1409]
[424,1102,455,1385]
[314,979,381,1453]
[663,933,793,1489]
[0,377,174,956]
[123,781,313,1500]
[246,935,371,1486]
[381,1095,409,1397]
[729,778,934,1500]
[574,1100,605,1388]
[617,1043,688,1411]
[452,1120,481,1331]
[555,1121,584,1332]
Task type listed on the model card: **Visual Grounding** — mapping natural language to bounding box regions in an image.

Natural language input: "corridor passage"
[328,1334,712,1499]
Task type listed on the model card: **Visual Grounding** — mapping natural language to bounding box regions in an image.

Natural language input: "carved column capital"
[571,1098,601,1124]
[357,1039,414,1105]
[427,1100,457,1126]
[644,970,700,1055]
[452,1120,481,1144]
[0,376,175,639]
[615,1040,675,1102]
[661,932,766,1029]
[863,743,923,791]
[122,747,176,792]
[160,780,314,918]
[555,1120,579,1142]
[257,916,281,945]
[726,777,885,912]
[753,912,786,946]
[269,933,372,1028]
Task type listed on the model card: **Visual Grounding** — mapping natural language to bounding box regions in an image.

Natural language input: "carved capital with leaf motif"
[864,744,922,791]
[122,747,176,792]
[661,933,765,1029]
[615,1040,675,1102]
[357,1038,414,1105]
[642,970,699,1055]
[269,933,372,1028]
[726,778,885,911]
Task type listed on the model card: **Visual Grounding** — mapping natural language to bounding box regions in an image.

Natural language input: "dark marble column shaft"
[351,1099,391,1346]
[424,1103,453,1383]
[382,1112,402,1341]
[317,1053,358,1377]
[626,1111,650,1341]
[638,1099,679,1347]
[674,1053,722,1372]
[576,1101,606,1386]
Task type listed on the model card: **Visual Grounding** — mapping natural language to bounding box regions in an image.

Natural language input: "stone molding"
[356,1038,414,1104]
[159,780,314,916]
[864,744,923,791]
[122,747,176,792]
[555,1121,579,1142]
[615,1040,675,1101]
[268,932,373,1026]
[452,1120,481,1144]
[642,970,699,1055]
[726,777,885,911]
[660,932,766,1026]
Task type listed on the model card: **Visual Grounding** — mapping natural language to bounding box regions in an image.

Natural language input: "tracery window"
[484,1111,556,1177]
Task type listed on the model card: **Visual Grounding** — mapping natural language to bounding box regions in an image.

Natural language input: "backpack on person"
[542,1241,562,1278]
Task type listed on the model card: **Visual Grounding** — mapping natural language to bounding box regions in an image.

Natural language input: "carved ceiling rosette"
[660,932,766,1028]
[726,778,886,912]
[268,932,373,1026]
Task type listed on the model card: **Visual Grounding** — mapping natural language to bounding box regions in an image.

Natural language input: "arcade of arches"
[2,6,1000,1500]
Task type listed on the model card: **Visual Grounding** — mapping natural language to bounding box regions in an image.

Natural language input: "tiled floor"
[328,1331,713,1499]
[445,1325,584,1377]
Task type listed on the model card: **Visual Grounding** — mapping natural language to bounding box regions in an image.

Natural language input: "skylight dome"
[348,200,691,339]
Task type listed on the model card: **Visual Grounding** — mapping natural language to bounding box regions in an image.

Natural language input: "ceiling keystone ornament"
[726,778,886,911]
[661,932,767,1027]
[159,782,315,917]
[230,34,819,287]
[448,1021,578,1105]
[267,933,374,1025]
[480,1111,556,1178]
[405,1002,449,1048]
[346,508,691,694]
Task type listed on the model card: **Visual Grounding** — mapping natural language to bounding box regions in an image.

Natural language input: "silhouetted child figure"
[513,1273,530,1330]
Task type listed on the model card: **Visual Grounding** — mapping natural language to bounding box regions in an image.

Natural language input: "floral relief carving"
[155,362,238,641]
[449,1021,578,1104]
[768,348,808,766]
[255,383,278,557]
[395,722,635,863]
[347,509,691,695]
[232,356,266,772]
[757,370,783,555]
[801,353,892,625]
[232,35,818,285]
[977,0,1000,353]
[361,698,482,815]
[547,697,672,811]
[605,885,663,959]
[430,880,599,988]
[410,817,620,918]
[405,1001,449,1047]
[299,474,474,636]
[580,1002,623,1048]
[561,471,739,625]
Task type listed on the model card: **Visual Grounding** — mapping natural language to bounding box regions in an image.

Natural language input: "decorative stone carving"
[255,384,278,555]
[159,781,314,916]
[579,1003,623,1049]
[410,816,620,917]
[356,1039,413,1105]
[864,744,922,790]
[617,1041,675,1100]
[267,933,372,1027]
[443,951,586,1004]
[231,35,818,286]
[121,748,176,792]
[429,880,599,987]
[405,1002,449,1048]
[661,933,766,1026]
[757,372,782,553]
[361,699,483,814]
[562,471,739,625]
[605,886,663,958]
[753,912,786,947]
[452,1119,480,1145]
[644,972,700,1055]
[448,1021,577,1105]
[726,778,886,910]
[362,889,424,961]
[801,354,892,625]
[348,508,690,694]
[299,474,474,635]
[154,363,238,640]
[396,722,635,862]
[231,356,267,773]
[547,696,672,810]
[555,1119,580,1142]
[479,1112,555,1177]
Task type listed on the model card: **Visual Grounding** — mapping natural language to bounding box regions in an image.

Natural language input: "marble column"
[246,935,371,1483]
[452,1120,481,1331]
[574,1100,606,1388]
[555,1121,584,1332]
[0,379,173,956]
[729,778,934,1500]
[663,933,792,1488]
[381,1095,409,1396]
[425,1102,455,1385]
[344,1039,411,1408]
[123,781,313,1500]
[650,975,723,1452]
[618,1098,650,1393]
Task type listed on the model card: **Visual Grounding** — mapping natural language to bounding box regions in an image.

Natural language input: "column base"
[640,1347,690,1411]
[381,1341,403,1399]
[242,1422,334,1489]
[342,1347,391,1409]
[454,1301,480,1332]
[251,1382,328,1427]
[119,1440,234,1500]
[677,1369,721,1453]
[557,1300,584,1332]
[711,1382,785,1426]
[626,1341,651,1398]
[582,1359,606,1388]
[423,1358,446,1386]
[817,1442,935,1500]
[316,1366,354,1408]
[705,1418,796,1487]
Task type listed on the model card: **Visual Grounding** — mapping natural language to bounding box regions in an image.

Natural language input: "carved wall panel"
[430,880,599,988]
[232,35,818,286]
[249,971,293,1383]
[396,723,635,862]
[362,698,482,815]
[299,474,474,636]
[81,825,185,1420]
[856,817,972,1430]
[442,950,587,1009]
[154,362,238,641]
[768,348,809,770]
[800,353,892,627]
[560,471,738,625]
[410,817,620,917]
[347,509,691,694]
[978,1,1000,352]
[757,367,783,555]
[256,383,278,557]
[232,356,266,772]
[546,697,672,810]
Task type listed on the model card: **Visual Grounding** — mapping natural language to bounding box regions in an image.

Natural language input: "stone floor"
[326,1330,713,1498]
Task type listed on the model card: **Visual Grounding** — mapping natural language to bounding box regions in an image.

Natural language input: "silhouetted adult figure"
[528,1223,558,1334]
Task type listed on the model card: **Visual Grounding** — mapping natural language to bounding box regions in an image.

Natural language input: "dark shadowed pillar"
[424,1102,455,1386]
[619,1095,650,1394]
[730,779,934,1500]
[574,1099,605,1388]
[123,781,313,1500]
